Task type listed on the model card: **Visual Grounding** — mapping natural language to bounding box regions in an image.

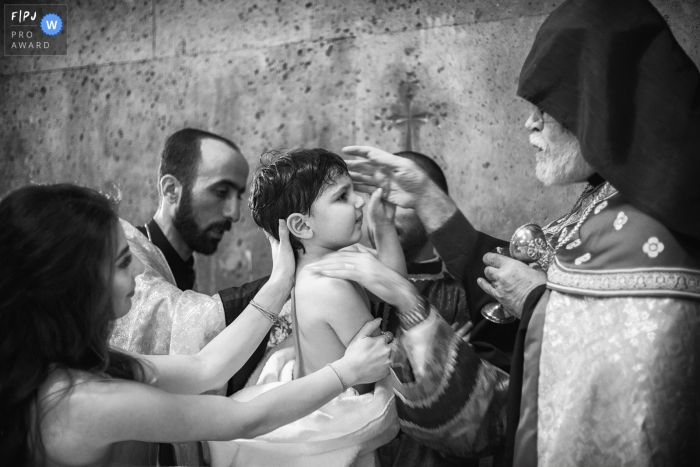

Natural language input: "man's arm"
[342,147,519,371]
[343,145,507,312]
[394,308,509,458]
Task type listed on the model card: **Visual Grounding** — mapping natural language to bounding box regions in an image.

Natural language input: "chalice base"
[481,302,516,324]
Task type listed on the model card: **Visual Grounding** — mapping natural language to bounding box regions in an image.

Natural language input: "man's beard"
[398,225,429,264]
[173,188,232,256]
[531,132,593,186]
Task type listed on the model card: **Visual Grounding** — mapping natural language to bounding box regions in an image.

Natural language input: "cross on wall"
[383,73,439,152]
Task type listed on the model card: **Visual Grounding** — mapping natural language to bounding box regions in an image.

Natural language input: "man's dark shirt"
[136,219,196,291]
[219,276,271,395]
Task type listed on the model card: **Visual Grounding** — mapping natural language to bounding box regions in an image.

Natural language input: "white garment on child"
[208,344,398,467]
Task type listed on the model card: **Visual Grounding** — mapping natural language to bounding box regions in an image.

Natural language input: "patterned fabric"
[393,309,509,458]
[537,291,700,466]
[110,219,225,359]
[267,300,293,349]
[548,191,700,300]
[512,185,700,466]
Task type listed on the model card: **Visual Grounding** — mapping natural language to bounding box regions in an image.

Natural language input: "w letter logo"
[40,13,62,36]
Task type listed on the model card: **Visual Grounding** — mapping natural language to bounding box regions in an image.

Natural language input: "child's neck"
[295,242,342,272]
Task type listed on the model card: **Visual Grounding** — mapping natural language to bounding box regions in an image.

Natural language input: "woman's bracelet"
[325,362,349,392]
[249,299,279,325]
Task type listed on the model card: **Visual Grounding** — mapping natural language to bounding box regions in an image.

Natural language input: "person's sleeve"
[428,210,517,372]
[392,307,509,458]
[218,276,272,396]
[503,284,546,467]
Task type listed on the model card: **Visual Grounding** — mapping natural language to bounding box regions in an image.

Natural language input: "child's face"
[307,174,365,250]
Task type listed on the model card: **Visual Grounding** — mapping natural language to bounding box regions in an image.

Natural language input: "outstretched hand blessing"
[343,146,429,209]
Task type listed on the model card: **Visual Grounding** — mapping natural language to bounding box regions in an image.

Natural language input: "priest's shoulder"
[549,192,700,300]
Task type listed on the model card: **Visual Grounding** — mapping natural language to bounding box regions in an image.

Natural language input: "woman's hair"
[248,148,349,254]
[0,184,146,466]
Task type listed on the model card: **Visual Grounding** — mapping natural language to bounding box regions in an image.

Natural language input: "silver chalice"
[481,223,553,324]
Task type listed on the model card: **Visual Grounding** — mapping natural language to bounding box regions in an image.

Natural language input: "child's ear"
[287,213,313,240]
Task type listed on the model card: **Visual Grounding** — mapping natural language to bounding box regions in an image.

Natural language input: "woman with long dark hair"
[0,183,391,466]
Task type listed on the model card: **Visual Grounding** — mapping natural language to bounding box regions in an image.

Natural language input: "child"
[208,149,402,467]
[253,149,405,390]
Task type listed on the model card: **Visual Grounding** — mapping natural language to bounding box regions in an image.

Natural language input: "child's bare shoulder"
[296,266,359,301]
[295,264,373,348]
[295,266,368,320]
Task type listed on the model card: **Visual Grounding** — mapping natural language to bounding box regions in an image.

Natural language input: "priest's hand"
[477,253,547,320]
[342,145,458,233]
[342,146,429,209]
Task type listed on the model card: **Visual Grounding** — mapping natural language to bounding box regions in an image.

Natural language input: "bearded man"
[137,129,246,291]
[311,0,700,465]
[111,129,257,358]
[109,129,273,465]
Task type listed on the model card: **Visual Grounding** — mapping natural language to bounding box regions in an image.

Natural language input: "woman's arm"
[137,220,296,395]
[46,321,390,462]
[140,278,289,394]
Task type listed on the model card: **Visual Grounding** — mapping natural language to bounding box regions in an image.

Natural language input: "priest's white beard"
[530,131,594,186]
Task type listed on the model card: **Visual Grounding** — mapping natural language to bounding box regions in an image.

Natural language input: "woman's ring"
[382,331,394,344]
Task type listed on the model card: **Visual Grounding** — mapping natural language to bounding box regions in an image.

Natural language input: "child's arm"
[303,274,382,393]
[368,188,407,278]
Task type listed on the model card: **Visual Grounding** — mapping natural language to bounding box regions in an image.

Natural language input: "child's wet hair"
[249,148,349,252]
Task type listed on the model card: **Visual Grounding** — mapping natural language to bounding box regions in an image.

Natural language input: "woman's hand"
[308,250,417,309]
[267,219,296,291]
[334,319,392,386]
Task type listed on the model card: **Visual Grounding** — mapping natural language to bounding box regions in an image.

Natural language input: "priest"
[311,0,700,465]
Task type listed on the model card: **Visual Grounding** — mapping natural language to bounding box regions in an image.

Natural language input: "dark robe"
[136,219,196,291]
[219,276,271,396]
[374,212,518,467]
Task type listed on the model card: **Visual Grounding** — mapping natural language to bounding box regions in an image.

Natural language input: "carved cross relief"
[377,72,445,152]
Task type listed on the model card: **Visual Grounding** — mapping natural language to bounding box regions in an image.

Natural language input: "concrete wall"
[2,0,699,294]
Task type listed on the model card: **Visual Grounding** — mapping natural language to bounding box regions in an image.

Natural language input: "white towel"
[209,345,398,467]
